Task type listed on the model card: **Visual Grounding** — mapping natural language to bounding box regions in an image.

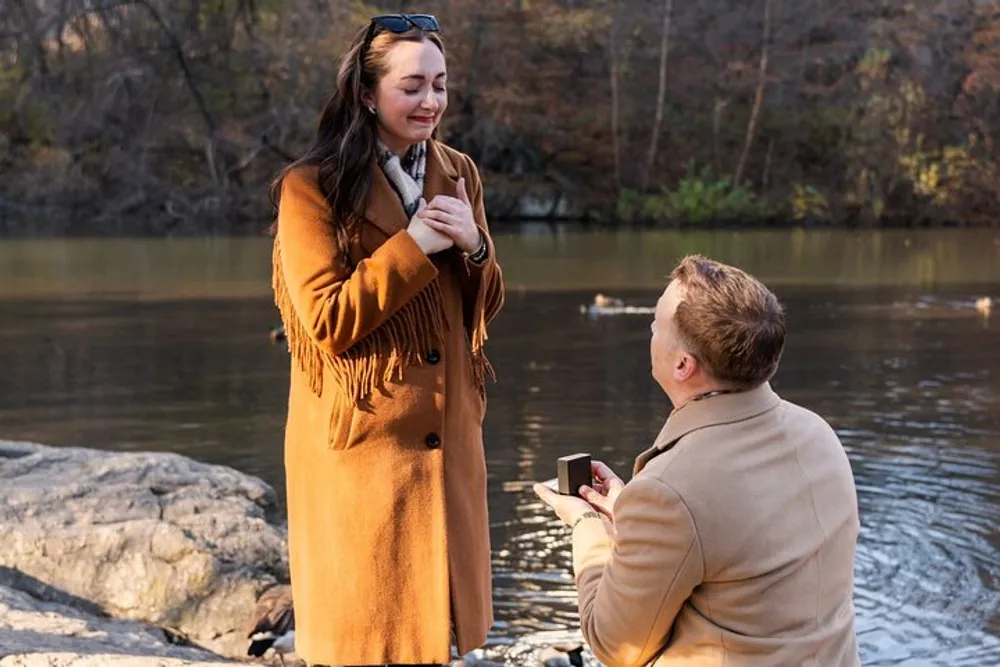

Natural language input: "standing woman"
[270,14,504,667]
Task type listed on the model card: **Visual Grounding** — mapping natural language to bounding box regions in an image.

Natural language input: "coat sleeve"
[572,477,704,667]
[458,156,505,330]
[276,168,439,357]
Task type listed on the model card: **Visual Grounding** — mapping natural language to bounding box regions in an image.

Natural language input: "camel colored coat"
[272,140,504,666]
[571,384,860,667]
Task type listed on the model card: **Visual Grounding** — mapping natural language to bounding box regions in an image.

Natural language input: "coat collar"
[633,382,781,475]
[363,139,460,238]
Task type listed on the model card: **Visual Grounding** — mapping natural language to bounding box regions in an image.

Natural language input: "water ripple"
[0,288,997,665]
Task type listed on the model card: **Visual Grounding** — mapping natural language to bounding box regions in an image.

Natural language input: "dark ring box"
[558,453,592,497]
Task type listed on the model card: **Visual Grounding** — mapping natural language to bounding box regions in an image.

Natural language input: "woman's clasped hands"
[406,177,480,256]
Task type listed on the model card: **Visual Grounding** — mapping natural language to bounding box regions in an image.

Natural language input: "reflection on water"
[481,289,1000,666]
[1,228,999,299]
[0,234,999,666]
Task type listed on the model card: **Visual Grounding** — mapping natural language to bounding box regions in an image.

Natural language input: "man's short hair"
[669,255,786,389]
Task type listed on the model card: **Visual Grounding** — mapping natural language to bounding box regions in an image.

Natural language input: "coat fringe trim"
[272,238,493,411]
[467,259,496,388]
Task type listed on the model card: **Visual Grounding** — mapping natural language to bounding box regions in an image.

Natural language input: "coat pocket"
[327,397,358,451]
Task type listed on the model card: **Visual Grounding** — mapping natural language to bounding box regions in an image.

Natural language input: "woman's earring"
[367,104,376,115]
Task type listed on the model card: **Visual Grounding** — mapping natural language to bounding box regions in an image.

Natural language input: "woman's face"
[371,39,447,155]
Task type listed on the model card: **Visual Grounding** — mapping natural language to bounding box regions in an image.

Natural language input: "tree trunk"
[641,0,674,192]
[608,10,622,192]
[466,3,484,114]
[135,0,219,183]
[733,0,774,187]
[713,99,729,175]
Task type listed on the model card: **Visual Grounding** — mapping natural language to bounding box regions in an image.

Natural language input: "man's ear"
[675,352,698,382]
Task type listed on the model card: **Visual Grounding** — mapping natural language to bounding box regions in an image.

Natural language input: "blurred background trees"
[3,0,1000,234]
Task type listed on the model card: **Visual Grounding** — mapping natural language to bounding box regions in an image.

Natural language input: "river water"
[0,229,998,665]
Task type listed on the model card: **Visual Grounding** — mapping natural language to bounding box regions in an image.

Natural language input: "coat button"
[425,433,441,449]
[426,348,441,365]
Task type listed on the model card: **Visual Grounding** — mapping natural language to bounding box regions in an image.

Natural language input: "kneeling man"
[535,255,860,667]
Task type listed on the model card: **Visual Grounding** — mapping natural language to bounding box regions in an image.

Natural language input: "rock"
[539,644,585,667]
[0,579,238,666]
[0,441,289,660]
[451,648,508,666]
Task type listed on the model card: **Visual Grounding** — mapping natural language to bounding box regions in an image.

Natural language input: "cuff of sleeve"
[572,515,613,575]
[377,230,440,286]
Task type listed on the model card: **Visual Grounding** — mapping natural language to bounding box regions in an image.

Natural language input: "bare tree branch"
[734,0,774,187]
[642,0,674,192]
[608,4,622,192]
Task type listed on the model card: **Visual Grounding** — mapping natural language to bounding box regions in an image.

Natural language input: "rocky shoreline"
[0,440,288,666]
[0,580,237,666]
[0,441,590,667]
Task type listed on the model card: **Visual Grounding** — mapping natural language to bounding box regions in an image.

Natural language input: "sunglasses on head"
[363,13,440,51]
[372,13,439,33]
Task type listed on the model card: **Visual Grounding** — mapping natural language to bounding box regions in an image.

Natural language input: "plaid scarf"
[377,139,427,217]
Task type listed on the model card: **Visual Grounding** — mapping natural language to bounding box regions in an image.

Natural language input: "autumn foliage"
[2,0,1000,234]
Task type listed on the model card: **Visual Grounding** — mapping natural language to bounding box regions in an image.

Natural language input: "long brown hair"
[269,24,445,263]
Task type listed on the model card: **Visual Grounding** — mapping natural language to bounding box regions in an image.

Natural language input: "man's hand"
[533,481,596,528]
[579,460,625,522]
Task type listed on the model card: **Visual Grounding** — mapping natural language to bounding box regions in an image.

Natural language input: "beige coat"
[572,384,860,667]
[272,140,504,666]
